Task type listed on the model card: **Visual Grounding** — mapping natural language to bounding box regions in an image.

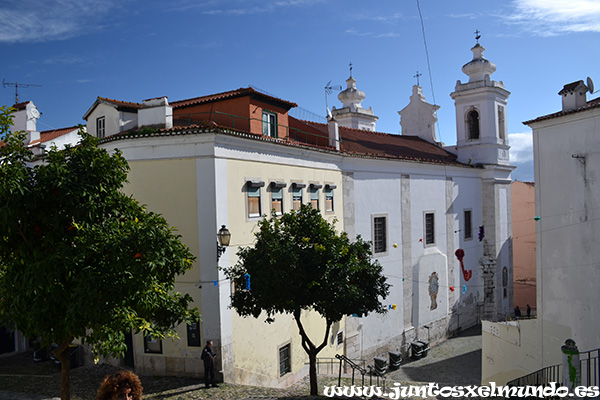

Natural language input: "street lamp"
[217,225,231,261]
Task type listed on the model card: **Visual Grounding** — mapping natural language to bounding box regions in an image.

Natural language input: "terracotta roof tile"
[289,117,460,165]
[29,126,80,145]
[171,87,297,109]
[523,97,600,125]
[97,97,142,111]
[12,102,29,111]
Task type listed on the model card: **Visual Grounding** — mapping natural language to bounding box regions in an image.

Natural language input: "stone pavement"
[0,325,481,399]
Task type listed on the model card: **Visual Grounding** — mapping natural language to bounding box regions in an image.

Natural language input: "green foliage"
[226,204,389,323]
[226,204,388,395]
[0,105,198,358]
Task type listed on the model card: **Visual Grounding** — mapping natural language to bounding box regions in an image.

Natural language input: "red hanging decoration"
[454,248,472,281]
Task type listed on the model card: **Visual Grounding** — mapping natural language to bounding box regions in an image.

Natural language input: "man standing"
[201,340,217,388]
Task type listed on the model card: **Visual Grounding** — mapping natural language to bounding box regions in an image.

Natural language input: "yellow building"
[92,90,345,387]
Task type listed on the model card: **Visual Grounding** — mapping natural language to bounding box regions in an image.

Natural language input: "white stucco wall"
[532,107,600,354]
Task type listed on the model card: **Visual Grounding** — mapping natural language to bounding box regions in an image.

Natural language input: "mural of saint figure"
[428,272,439,310]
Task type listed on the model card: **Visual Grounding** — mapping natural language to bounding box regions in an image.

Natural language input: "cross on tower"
[474,29,481,44]
[349,62,353,76]
[414,71,422,86]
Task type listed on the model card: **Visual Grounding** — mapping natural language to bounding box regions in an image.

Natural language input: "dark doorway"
[124,330,134,368]
[0,325,15,354]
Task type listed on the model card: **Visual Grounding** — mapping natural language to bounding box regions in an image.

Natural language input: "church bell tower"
[452,37,514,321]
[451,40,510,166]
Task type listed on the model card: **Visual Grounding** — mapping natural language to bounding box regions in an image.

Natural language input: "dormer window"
[467,109,480,140]
[262,111,277,138]
[96,116,106,139]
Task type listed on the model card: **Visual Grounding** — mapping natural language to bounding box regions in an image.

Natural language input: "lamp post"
[217,225,231,261]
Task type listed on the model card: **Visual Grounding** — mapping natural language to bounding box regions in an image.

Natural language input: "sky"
[1,0,599,182]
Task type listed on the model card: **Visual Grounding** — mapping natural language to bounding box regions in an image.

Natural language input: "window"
[464,209,473,240]
[309,184,322,210]
[270,181,286,215]
[279,343,291,377]
[498,105,506,141]
[502,266,508,298]
[96,116,106,139]
[337,331,343,345]
[247,180,265,218]
[292,183,305,211]
[425,212,435,245]
[373,216,387,254]
[467,109,480,140]
[187,320,201,347]
[144,335,162,354]
[262,111,277,138]
[325,184,335,212]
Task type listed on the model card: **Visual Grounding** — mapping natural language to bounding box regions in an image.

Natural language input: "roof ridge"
[98,96,143,107]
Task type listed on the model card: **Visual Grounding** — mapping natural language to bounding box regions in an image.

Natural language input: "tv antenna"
[2,80,42,103]
[324,80,342,118]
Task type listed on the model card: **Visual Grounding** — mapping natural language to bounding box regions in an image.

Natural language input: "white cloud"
[505,0,600,36]
[172,0,325,15]
[344,29,400,39]
[0,0,120,43]
[509,132,534,163]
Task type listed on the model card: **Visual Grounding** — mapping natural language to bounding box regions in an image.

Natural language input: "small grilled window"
[279,344,291,376]
[464,210,473,240]
[373,216,387,253]
[425,213,435,245]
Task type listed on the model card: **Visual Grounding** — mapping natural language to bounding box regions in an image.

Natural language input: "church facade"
[6,39,513,387]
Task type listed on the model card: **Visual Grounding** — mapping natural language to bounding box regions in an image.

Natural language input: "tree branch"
[316,319,332,353]
[293,309,315,353]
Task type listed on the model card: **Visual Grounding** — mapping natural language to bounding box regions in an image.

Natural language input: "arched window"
[467,109,480,140]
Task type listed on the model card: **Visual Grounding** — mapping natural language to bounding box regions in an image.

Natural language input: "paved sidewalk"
[0,325,481,399]
[386,324,482,386]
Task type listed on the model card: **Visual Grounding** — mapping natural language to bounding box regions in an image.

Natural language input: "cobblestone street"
[0,325,481,399]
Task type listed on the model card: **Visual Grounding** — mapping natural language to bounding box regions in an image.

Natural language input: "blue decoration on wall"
[244,273,251,290]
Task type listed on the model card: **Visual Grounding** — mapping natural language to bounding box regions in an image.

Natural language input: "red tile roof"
[97,97,142,111]
[523,97,600,125]
[29,126,80,146]
[12,102,30,111]
[289,117,460,165]
[171,87,297,110]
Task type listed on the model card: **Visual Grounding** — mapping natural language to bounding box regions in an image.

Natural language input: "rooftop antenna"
[324,80,342,118]
[2,79,42,103]
[587,77,599,95]
[474,29,481,44]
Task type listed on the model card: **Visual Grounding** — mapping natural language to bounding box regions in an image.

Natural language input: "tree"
[0,106,198,400]
[225,204,389,395]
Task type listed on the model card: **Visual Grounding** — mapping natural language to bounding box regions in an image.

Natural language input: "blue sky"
[1,0,599,182]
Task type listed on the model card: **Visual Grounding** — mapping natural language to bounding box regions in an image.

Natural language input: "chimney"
[328,117,340,150]
[559,81,588,112]
[138,97,173,129]
[10,101,40,144]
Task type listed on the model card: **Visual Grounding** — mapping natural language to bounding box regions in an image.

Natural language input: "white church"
[5,39,513,387]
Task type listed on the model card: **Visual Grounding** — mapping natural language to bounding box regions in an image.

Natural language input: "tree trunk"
[308,351,318,396]
[54,337,73,400]
[293,310,332,396]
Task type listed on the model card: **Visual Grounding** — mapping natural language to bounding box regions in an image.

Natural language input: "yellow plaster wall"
[224,158,344,387]
[123,158,205,371]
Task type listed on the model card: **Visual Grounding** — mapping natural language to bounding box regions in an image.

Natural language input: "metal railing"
[333,354,368,387]
[507,348,600,388]
[173,111,340,148]
[507,363,561,387]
